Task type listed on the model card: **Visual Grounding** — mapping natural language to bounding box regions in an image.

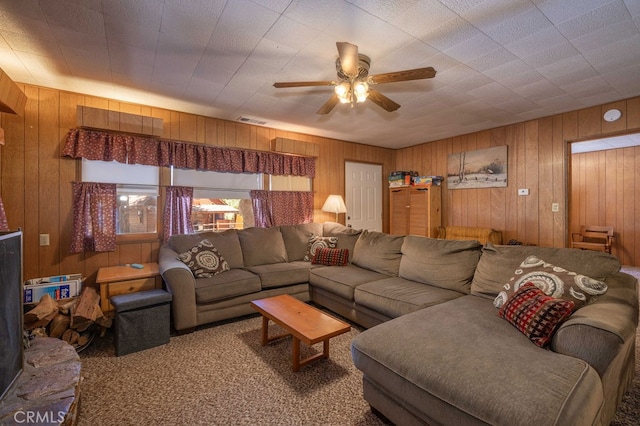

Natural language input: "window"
[172,168,262,232]
[82,159,159,236]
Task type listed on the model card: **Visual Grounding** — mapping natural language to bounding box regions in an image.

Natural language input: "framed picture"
[447,145,507,189]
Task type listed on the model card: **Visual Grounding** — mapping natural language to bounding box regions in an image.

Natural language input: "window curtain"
[163,186,194,242]
[62,128,316,177]
[250,190,314,228]
[70,182,117,253]
[0,195,9,231]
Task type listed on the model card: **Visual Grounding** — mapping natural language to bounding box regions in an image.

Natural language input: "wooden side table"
[96,262,161,313]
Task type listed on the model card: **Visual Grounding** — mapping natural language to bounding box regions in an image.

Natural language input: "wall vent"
[237,116,268,126]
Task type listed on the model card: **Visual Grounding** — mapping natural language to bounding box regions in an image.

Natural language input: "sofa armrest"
[551,271,639,376]
[159,244,198,331]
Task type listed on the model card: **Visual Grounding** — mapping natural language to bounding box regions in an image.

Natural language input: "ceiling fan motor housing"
[336,54,371,80]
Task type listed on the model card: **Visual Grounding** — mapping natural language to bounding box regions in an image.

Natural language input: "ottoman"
[111,289,172,356]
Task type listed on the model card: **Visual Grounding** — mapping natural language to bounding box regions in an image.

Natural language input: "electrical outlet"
[517,188,529,196]
[39,234,50,246]
[552,203,559,212]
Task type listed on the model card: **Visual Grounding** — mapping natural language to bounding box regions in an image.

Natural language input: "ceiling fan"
[273,42,436,115]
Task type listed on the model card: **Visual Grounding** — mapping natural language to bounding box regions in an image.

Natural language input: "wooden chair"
[570,225,614,254]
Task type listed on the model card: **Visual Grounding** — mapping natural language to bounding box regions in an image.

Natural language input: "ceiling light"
[353,81,369,103]
[603,109,622,122]
[335,81,351,103]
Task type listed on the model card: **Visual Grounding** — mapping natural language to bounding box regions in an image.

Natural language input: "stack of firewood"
[24,287,112,349]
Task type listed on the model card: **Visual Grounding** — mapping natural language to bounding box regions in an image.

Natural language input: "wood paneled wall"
[396,96,640,266]
[571,146,640,266]
[0,84,395,284]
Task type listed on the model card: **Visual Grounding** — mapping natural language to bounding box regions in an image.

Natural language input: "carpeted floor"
[78,268,640,426]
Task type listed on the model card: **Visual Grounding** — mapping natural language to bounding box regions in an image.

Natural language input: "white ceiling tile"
[263,16,320,52]
[0,30,62,58]
[555,0,632,40]
[511,78,561,101]
[580,33,640,70]
[496,69,545,90]
[560,75,615,98]
[0,10,52,39]
[40,0,104,36]
[467,82,516,103]
[484,6,554,45]
[523,41,581,68]
[624,0,640,17]
[159,6,219,47]
[283,0,350,31]
[391,1,459,40]
[533,0,618,25]
[467,48,518,72]
[101,0,163,29]
[0,0,45,21]
[456,0,531,29]
[444,33,501,63]
[535,55,599,85]
[422,16,482,51]
[348,0,421,21]
[505,26,567,58]
[104,15,158,50]
[570,16,639,52]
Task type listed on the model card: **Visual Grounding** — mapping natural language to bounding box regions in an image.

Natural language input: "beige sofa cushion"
[279,223,323,261]
[168,229,244,269]
[352,230,404,276]
[471,243,621,299]
[400,236,482,294]
[323,222,362,261]
[238,227,288,266]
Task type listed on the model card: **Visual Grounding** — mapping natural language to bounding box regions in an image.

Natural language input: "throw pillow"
[499,282,575,348]
[493,255,608,310]
[312,248,349,266]
[177,239,230,278]
[304,235,338,261]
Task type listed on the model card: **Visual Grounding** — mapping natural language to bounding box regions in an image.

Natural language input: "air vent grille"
[237,116,267,125]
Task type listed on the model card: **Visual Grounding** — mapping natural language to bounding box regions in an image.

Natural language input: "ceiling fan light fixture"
[335,81,351,103]
[353,81,369,103]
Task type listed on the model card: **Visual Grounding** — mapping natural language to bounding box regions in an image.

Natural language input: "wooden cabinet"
[389,187,441,237]
[96,263,161,313]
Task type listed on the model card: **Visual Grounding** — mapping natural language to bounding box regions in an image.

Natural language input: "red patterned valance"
[62,128,316,178]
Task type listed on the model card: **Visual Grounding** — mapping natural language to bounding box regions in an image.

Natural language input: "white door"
[345,161,382,231]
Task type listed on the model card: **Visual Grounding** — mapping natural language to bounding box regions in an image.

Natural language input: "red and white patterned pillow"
[498,282,575,348]
[312,248,349,266]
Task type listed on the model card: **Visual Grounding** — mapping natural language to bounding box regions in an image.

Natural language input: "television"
[0,230,23,401]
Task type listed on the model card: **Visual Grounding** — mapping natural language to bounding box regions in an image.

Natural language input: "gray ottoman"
[111,289,172,356]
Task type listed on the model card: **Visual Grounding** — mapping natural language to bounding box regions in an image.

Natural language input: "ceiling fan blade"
[336,41,359,78]
[367,89,401,112]
[316,94,340,115]
[273,81,334,88]
[369,67,436,85]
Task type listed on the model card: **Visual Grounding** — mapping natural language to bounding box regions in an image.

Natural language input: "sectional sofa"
[158,222,638,425]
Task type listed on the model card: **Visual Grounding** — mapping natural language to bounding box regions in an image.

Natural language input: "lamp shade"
[321,195,347,214]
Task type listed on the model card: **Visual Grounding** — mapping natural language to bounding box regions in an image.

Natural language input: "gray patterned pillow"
[177,239,230,278]
[304,235,338,262]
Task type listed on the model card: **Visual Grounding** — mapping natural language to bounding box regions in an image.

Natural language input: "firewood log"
[49,313,71,339]
[25,311,57,331]
[71,287,101,330]
[24,294,58,324]
[62,329,79,345]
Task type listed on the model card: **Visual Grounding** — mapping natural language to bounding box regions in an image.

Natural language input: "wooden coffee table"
[250,294,351,372]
